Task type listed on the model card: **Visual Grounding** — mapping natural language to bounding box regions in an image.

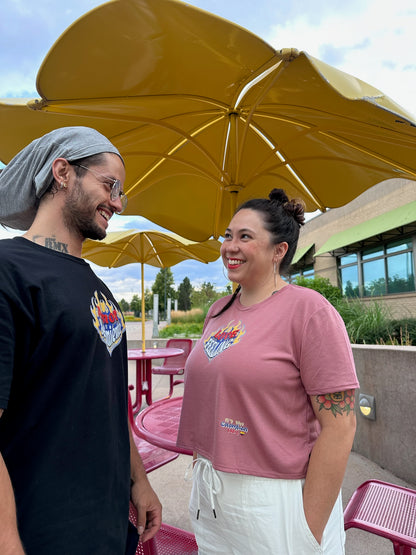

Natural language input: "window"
[287,265,314,283]
[302,266,315,278]
[338,238,415,297]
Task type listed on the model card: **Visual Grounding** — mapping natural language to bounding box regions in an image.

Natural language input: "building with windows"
[291,179,416,318]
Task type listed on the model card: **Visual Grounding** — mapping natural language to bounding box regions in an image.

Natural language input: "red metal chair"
[129,503,198,555]
[344,480,416,555]
[152,339,193,398]
[128,387,178,472]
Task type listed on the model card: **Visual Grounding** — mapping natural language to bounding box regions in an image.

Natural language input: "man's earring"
[60,182,67,189]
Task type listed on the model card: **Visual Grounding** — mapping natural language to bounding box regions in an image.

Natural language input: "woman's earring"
[273,261,278,288]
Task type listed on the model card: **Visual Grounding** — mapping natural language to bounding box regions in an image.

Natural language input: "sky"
[1,0,415,302]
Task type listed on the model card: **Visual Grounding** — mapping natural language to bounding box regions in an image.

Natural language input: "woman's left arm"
[303,389,357,544]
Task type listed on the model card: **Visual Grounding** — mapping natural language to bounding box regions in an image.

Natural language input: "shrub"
[295,276,415,345]
[334,298,393,344]
[295,276,342,304]
[387,318,416,345]
[159,322,203,338]
[123,314,140,322]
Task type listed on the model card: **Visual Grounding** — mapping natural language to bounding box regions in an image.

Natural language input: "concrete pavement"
[127,321,416,554]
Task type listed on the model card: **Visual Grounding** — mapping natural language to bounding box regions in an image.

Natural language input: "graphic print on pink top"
[203,320,245,359]
[177,284,359,479]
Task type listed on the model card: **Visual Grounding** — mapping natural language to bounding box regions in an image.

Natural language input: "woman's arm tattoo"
[315,390,355,417]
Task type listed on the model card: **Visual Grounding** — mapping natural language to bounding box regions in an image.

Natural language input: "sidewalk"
[126,319,167,345]
[127,322,415,554]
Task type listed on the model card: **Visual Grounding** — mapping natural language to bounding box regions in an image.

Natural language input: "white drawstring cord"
[185,457,221,519]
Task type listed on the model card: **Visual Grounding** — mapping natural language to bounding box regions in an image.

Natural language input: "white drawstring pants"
[188,457,345,555]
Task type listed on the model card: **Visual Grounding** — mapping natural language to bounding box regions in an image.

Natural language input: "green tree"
[177,277,193,311]
[152,268,176,317]
[130,294,141,317]
[223,283,233,295]
[191,281,221,308]
[128,290,152,318]
[118,298,130,312]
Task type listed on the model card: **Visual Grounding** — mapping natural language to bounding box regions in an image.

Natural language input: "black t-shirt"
[0,237,131,554]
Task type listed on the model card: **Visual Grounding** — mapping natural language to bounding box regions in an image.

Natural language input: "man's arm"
[303,390,357,544]
[0,409,26,554]
[128,420,162,543]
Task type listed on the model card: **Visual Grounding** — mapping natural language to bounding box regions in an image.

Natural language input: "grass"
[159,322,203,338]
[159,308,206,338]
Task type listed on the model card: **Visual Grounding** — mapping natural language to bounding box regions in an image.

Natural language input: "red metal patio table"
[128,348,183,413]
[134,396,192,456]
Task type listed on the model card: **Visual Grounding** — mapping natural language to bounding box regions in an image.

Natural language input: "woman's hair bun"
[268,188,288,204]
[269,188,306,227]
[285,199,306,226]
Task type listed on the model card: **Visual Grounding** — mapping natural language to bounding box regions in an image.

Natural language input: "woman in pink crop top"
[177,188,359,554]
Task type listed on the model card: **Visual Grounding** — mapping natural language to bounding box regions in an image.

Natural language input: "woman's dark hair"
[212,188,305,318]
[238,188,305,274]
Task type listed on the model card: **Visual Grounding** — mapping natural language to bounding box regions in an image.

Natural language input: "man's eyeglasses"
[71,163,128,214]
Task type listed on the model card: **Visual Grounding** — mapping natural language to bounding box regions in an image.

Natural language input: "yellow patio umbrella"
[81,229,221,351]
[1,0,416,239]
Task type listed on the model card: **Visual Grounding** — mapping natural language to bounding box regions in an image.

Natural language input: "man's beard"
[63,181,107,241]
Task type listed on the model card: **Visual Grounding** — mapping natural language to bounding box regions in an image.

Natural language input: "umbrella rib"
[108,233,141,266]
[229,52,297,185]
[224,110,325,208]
[124,149,222,181]
[239,107,416,207]
[234,58,285,110]
[146,235,164,267]
[252,116,416,183]
[31,94,229,112]
[125,115,230,196]
[246,119,326,207]
[230,49,298,110]
[318,131,416,178]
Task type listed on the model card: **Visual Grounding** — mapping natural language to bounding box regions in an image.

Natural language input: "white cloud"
[0,227,23,240]
[266,0,416,117]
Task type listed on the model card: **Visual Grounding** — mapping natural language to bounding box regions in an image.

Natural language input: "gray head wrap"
[0,126,123,231]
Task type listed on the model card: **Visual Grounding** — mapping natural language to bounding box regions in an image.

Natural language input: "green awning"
[315,201,416,256]
[292,243,314,264]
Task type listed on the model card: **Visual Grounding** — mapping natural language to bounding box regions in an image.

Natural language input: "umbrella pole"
[141,263,146,352]
[229,191,240,293]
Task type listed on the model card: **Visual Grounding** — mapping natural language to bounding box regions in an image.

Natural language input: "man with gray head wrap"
[0,126,123,231]
[0,126,161,554]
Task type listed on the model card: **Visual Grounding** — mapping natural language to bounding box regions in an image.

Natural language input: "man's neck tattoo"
[32,235,69,254]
